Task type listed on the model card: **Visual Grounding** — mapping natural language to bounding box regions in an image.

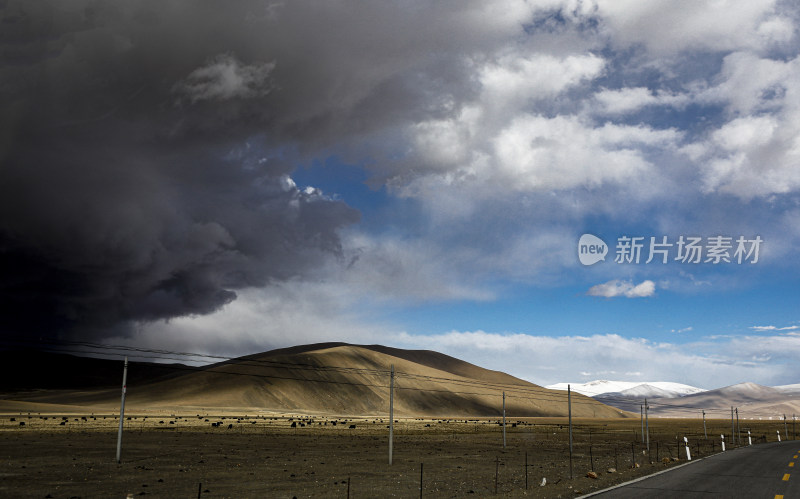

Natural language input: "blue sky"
[4,0,800,389]
[126,1,800,389]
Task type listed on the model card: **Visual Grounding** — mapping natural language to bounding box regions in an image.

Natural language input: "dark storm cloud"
[0,0,380,339]
[0,0,584,340]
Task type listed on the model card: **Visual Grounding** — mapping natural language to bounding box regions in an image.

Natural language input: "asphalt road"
[585,441,799,499]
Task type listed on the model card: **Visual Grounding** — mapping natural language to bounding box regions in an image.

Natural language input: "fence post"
[495,456,499,494]
[419,463,423,499]
[631,442,635,468]
[525,451,528,490]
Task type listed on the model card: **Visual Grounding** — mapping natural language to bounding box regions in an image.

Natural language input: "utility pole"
[703,410,707,439]
[502,391,506,450]
[389,364,394,465]
[784,414,788,440]
[730,407,735,446]
[568,385,573,479]
[645,398,650,452]
[736,408,740,444]
[640,404,644,442]
[116,357,128,464]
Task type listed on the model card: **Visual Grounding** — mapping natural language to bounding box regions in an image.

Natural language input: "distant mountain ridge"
[546,380,706,399]
[548,380,800,418]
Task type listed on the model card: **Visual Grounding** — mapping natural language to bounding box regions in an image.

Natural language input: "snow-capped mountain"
[548,381,800,417]
[774,383,800,394]
[546,380,706,399]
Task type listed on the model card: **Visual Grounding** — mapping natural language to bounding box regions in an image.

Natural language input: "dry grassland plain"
[1,412,794,498]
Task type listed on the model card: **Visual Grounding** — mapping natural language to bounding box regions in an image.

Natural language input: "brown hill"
[2,343,630,418]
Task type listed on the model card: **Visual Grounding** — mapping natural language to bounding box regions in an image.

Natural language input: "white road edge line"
[576,448,742,498]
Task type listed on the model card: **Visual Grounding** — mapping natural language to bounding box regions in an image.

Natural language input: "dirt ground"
[0,412,794,498]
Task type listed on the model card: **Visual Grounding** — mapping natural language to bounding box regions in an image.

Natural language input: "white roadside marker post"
[721,435,725,452]
[748,430,752,446]
[683,437,691,461]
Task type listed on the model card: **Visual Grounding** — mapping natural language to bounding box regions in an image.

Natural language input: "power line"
[0,337,391,377]
[3,337,793,418]
[0,338,607,408]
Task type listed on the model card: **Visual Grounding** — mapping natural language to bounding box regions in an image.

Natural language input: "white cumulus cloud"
[750,325,800,331]
[587,279,656,298]
[593,87,690,115]
[393,330,800,389]
[590,0,794,56]
[685,53,800,199]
